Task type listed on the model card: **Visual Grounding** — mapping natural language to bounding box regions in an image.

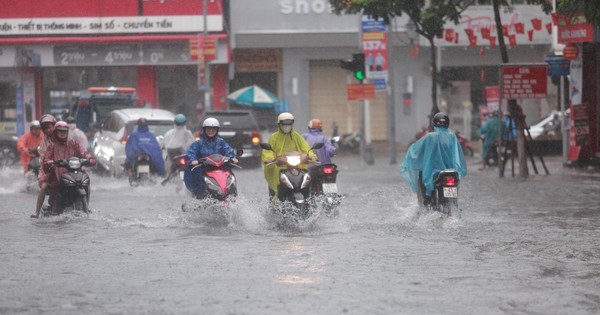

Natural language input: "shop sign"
[362,17,388,81]
[557,12,595,44]
[53,43,193,66]
[347,83,375,101]
[545,54,570,76]
[0,0,223,35]
[501,64,548,99]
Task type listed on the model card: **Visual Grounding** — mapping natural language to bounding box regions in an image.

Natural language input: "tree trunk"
[428,36,440,117]
[492,0,528,178]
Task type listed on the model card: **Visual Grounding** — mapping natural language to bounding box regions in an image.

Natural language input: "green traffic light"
[354,71,365,81]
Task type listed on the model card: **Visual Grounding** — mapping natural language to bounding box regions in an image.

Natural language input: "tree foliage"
[558,0,600,26]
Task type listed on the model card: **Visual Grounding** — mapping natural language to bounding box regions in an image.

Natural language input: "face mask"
[68,123,76,129]
[281,125,293,134]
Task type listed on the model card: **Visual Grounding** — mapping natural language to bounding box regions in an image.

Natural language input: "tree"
[329,0,474,117]
[490,0,551,178]
[557,0,600,26]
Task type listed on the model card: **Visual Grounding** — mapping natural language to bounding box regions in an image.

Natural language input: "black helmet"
[137,117,148,126]
[432,112,450,128]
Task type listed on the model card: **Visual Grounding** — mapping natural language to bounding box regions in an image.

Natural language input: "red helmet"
[40,114,57,128]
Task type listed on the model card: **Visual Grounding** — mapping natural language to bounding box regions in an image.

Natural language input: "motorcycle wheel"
[463,147,474,157]
[441,198,460,217]
[0,145,17,166]
[72,196,89,213]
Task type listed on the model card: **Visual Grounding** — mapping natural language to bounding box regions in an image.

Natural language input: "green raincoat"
[262,127,317,196]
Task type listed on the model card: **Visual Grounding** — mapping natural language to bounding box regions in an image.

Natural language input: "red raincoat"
[42,138,96,188]
[16,131,43,172]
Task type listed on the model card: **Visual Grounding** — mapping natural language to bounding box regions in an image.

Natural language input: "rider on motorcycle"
[124,117,166,181]
[41,121,96,213]
[400,112,467,207]
[162,114,195,184]
[17,120,43,174]
[302,118,337,170]
[262,112,317,199]
[479,110,500,169]
[66,116,89,149]
[184,117,238,199]
[31,114,58,218]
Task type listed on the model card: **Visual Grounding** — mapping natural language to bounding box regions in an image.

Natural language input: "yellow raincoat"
[262,127,317,196]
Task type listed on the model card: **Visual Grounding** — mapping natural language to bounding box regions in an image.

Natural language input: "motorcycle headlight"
[68,159,82,169]
[286,155,301,167]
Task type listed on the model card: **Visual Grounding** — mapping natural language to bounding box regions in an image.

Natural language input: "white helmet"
[202,117,220,128]
[277,112,294,125]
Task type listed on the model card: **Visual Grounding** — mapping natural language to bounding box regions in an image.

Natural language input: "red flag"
[551,12,558,25]
[515,22,525,34]
[531,18,542,31]
[508,34,517,47]
[468,34,478,47]
[445,29,455,42]
[528,29,534,41]
[481,27,490,39]
[489,36,496,48]
[545,22,552,34]
[502,25,509,36]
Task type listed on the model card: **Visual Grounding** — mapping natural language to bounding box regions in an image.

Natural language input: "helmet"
[277,112,294,125]
[308,118,323,130]
[30,120,41,129]
[137,117,147,126]
[202,117,220,128]
[54,121,69,132]
[66,116,76,124]
[40,114,57,128]
[432,112,450,128]
[174,114,186,126]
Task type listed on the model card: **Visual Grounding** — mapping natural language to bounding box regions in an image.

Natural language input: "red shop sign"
[563,43,579,60]
[501,64,548,99]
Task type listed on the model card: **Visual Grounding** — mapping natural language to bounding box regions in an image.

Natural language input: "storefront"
[0,0,228,135]
[230,0,555,144]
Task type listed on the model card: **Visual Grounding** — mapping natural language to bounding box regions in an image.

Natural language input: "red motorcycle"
[192,153,241,202]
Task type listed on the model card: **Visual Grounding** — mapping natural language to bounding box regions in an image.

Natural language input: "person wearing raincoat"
[262,112,317,198]
[479,110,500,169]
[302,118,337,170]
[17,120,43,174]
[400,112,467,207]
[41,121,96,213]
[125,118,166,179]
[162,114,195,185]
[183,117,238,199]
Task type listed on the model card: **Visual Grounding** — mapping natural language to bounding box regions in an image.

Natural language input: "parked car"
[0,134,19,167]
[71,86,147,143]
[91,108,175,177]
[196,110,262,166]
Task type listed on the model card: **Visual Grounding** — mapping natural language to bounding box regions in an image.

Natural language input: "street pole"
[387,22,397,164]
[203,0,212,111]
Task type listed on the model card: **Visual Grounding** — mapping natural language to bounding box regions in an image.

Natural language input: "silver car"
[92,108,175,177]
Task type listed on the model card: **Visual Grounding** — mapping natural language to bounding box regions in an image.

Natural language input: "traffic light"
[340,53,366,82]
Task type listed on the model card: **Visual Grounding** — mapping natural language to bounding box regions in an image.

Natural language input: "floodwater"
[0,154,599,314]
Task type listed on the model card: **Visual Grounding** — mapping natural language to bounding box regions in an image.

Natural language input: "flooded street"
[1,154,599,314]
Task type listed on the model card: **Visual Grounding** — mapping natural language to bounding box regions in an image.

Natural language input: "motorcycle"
[338,132,360,155]
[484,140,499,167]
[181,151,242,225]
[25,146,41,192]
[309,163,341,216]
[424,169,461,217]
[161,150,187,191]
[42,157,92,216]
[260,142,324,227]
[129,154,153,186]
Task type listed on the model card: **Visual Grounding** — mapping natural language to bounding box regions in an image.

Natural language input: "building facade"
[229,0,556,145]
[0,0,229,135]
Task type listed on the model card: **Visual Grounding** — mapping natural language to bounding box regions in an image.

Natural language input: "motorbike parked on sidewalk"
[338,132,360,155]
[42,157,92,216]
[261,142,323,228]
[423,169,461,217]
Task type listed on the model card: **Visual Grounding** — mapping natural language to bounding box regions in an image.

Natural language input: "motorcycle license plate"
[443,187,458,198]
[179,171,184,180]
[138,165,150,173]
[322,183,338,194]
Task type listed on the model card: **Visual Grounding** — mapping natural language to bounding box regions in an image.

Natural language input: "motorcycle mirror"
[331,136,340,143]
[236,149,244,157]
[259,143,273,151]
[311,142,324,150]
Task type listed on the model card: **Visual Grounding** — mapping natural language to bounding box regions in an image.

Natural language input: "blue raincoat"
[183,132,236,199]
[302,128,337,166]
[125,124,165,176]
[400,127,467,197]
[479,115,500,159]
